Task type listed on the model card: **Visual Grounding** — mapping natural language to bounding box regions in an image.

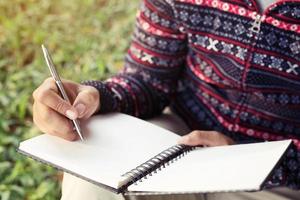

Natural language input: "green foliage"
[0,0,139,199]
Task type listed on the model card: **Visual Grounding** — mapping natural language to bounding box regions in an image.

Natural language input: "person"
[32,0,300,199]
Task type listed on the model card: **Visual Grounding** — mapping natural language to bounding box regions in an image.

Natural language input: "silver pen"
[41,44,84,141]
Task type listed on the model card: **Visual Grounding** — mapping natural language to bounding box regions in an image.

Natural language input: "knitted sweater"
[83,0,300,189]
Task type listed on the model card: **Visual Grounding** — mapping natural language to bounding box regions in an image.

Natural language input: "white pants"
[61,109,300,200]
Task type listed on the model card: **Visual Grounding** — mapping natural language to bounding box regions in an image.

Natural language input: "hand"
[32,77,100,141]
[178,130,235,147]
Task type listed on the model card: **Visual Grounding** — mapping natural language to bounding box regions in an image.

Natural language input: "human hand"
[178,130,235,147]
[32,77,100,141]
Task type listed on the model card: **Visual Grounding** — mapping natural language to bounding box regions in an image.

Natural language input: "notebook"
[18,113,292,195]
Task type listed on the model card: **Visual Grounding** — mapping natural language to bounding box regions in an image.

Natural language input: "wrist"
[81,80,118,114]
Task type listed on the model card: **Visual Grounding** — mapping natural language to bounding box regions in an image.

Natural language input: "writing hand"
[32,77,100,141]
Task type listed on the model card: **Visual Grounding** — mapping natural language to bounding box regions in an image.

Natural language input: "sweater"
[83,0,300,189]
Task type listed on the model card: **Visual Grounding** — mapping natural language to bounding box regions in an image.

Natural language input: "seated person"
[32,0,300,199]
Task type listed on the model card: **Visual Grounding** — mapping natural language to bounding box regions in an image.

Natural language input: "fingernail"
[75,103,86,116]
[66,110,77,120]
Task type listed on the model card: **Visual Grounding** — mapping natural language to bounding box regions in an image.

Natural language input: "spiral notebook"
[18,113,291,195]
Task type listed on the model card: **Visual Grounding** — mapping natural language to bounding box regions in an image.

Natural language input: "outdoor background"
[0,0,139,199]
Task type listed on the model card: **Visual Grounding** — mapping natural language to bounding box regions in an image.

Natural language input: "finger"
[178,130,234,146]
[178,131,217,146]
[33,79,78,120]
[178,131,204,146]
[33,102,77,141]
[198,131,235,146]
[73,85,99,119]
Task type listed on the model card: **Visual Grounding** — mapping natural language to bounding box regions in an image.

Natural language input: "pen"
[41,44,84,141]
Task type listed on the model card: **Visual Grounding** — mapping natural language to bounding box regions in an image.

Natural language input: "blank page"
[128,140,291,194]
[18,113,179,191]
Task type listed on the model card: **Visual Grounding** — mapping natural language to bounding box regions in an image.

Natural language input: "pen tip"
[77,130,84,141]
[79,135,84,141]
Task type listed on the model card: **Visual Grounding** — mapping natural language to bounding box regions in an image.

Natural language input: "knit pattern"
[84,0,300,189]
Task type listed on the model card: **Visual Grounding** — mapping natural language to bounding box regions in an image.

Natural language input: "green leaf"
[30,181,56,200]
[0,161,12,178]
[0,191,10,200]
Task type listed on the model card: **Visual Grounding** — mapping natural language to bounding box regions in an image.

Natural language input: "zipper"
[233,14,264,127]
[249,14,262,36]
[243,14,263,89]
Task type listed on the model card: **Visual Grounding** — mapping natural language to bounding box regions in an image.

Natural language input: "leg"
[146,107,190,136]
[61,172,126,200]
[126,194,204,200]
[206,187,300,200]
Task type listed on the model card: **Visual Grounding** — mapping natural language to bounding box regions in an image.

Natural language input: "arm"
[83,0,187,118]
[264,145,300,189]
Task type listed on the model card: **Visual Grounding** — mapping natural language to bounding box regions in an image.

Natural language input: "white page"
[19,113,180,190]
[128,140,291,194]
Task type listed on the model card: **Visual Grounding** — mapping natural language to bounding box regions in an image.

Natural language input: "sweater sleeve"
[264,144,300,190]
[83,0,187,118]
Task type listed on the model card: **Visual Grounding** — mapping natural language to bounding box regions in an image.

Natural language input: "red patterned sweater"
[83,0,300,188]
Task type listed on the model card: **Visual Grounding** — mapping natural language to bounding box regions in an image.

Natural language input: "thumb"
[73,85,100,119]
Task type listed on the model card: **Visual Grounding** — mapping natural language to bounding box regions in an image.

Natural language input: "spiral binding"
[119,144,194,189]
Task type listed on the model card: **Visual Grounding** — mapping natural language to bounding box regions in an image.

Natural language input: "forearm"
[82,67,182,118]
[81,80,119,113]
[264,144,300,189]
[84,0,187,118]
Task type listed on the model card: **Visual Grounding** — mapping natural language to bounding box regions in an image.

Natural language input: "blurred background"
[0,0,139,199]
